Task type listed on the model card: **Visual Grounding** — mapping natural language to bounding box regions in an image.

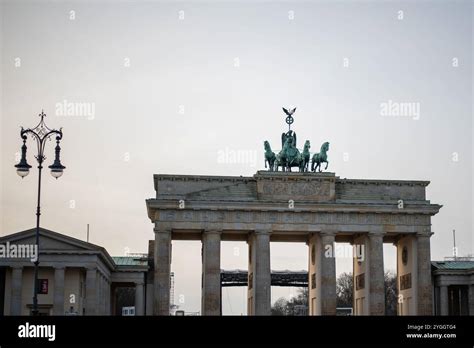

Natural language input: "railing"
[125,252,148,258]
[443,256,474,261]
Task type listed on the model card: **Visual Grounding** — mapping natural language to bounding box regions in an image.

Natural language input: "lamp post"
[14,110,65,316]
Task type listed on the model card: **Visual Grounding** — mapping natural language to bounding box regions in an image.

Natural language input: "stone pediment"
[0,228,100,252]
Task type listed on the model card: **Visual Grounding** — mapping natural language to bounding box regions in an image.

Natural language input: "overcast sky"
[0,0,472,314]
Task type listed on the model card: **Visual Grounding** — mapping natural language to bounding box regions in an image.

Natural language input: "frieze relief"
[159,210,431,226]
[258,179,335,202]
[263,181,330,196]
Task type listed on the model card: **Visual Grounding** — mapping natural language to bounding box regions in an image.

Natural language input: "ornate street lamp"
[14,110,65,316]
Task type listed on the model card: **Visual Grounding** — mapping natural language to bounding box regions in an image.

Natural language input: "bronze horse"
[311,142,330,172]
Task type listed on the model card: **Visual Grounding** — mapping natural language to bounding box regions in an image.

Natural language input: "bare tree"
[336,272,353,307]
[384,270,397,315]
[271,288,308,316]
[271,270,398,315]
[271,297,287,316]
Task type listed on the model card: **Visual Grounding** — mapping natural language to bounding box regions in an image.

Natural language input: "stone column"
[100,275,106,315]
[104,279,110,315]
[247,230,271,316]
[308,234,321,315]
[111,286,118,316]
[146,282,154,316]
[53,267,65,315]
[154,226,172,315]
[368,233,385,315]
[102,276,106,314]
[201,230,221,316]
[469,285,474,316]
[396,235,418,315]
[97,274,103,315]
[135,282,144,316]
[439,285,448,315]
[320,232,336,315]
[352,235,369,315]
[417,233,433,315]
[103,276,108,315]
[10,266,23,315]
[85,267,98,315]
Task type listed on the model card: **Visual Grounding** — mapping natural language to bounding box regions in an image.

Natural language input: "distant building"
[0,228,147,316]
[432,260,474,315]
[122,306,136,316]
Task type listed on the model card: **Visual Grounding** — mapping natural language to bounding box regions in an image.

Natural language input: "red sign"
[38,279,48,294]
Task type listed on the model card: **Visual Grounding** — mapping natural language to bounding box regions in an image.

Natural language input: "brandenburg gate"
[146,107,441,316]
[146,171,441,316]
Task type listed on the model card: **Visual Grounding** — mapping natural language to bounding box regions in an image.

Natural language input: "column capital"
[11,265,24,270]
[135,281,145,286]
[416,232,434,238]
[368,232,385,245]
[203,230,222,235]
[320,230,336,238]
[154,221,172,233]
[368,231,385,237]
[153,227,172,234]
[254,229,271,236]
[54,266,66,271]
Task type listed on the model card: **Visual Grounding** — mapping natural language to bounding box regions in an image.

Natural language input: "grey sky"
[0,0,472,314]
